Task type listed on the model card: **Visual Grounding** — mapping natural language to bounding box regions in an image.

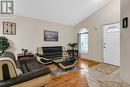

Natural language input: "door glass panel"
[107,27,120,32]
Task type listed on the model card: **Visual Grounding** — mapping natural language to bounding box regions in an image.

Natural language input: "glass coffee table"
[52,56,78,70]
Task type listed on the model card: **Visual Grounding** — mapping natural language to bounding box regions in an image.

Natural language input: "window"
[106,26,120,32]
[79,28,88,54]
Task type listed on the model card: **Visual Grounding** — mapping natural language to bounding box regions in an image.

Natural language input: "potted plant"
[68,43,78,50]
[68,43,78,56]
[0,36,10,55]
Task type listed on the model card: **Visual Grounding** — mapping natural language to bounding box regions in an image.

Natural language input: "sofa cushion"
[42,46,62,53]
[25,60,44,72]
[19,57,45,73]
[43,51,63,58]
[41,46,63,58]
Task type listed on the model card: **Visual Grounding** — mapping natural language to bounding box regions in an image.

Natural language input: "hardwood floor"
[45,58,100,87]
[76,58,100,68]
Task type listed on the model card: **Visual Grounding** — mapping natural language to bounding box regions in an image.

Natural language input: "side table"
[17,53,34,60]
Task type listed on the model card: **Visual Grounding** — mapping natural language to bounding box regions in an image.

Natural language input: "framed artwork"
[122,17,128,28]
[3,22,16,35]
[44,30,58,41]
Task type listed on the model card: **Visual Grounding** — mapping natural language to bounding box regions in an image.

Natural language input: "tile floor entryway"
[82,63,130,87]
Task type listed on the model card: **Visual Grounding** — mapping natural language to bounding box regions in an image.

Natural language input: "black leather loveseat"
[36,46,63,64]
[0,52,51,87]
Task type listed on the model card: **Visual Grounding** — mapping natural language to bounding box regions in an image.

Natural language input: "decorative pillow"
[37,47,43,55]
[62,51,69,57]
[16,68,23,75]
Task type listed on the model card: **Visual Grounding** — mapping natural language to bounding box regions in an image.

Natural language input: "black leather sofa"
[36,46,63,64]
[0,52,51,87]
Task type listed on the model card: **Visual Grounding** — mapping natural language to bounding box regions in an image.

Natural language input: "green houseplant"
[68,43,78,57]
[68,43,78,50]
[0,36,10,54]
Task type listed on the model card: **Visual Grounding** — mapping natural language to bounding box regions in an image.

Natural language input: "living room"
[0,0,130,87]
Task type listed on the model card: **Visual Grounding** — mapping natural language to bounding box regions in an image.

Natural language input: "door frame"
[102,22,120,65]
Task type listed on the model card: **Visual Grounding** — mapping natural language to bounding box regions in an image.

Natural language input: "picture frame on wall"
[3,22,16,35]
[44,30,58,41]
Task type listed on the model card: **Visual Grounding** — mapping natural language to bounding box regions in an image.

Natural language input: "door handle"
[104,43,106,48]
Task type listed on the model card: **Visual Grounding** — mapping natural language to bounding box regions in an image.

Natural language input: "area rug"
[50,66,82,76]
[91,63,119,74]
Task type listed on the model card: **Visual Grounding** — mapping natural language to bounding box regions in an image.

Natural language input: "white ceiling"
[15,0,111,25]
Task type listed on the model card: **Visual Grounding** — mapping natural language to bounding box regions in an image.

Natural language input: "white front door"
[103,23,120,66]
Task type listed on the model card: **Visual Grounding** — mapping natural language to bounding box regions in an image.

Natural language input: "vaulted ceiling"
[15,0,111,25]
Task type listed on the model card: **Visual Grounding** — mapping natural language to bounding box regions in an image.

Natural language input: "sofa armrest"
[36,54,44,57]
[36,55,52,65]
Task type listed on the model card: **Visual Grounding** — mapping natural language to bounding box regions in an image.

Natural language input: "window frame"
[78,28,88,54]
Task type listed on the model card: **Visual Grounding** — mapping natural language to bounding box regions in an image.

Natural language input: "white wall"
[75,0,120,62]
[0,16,75,58]
[121,0,130,84]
